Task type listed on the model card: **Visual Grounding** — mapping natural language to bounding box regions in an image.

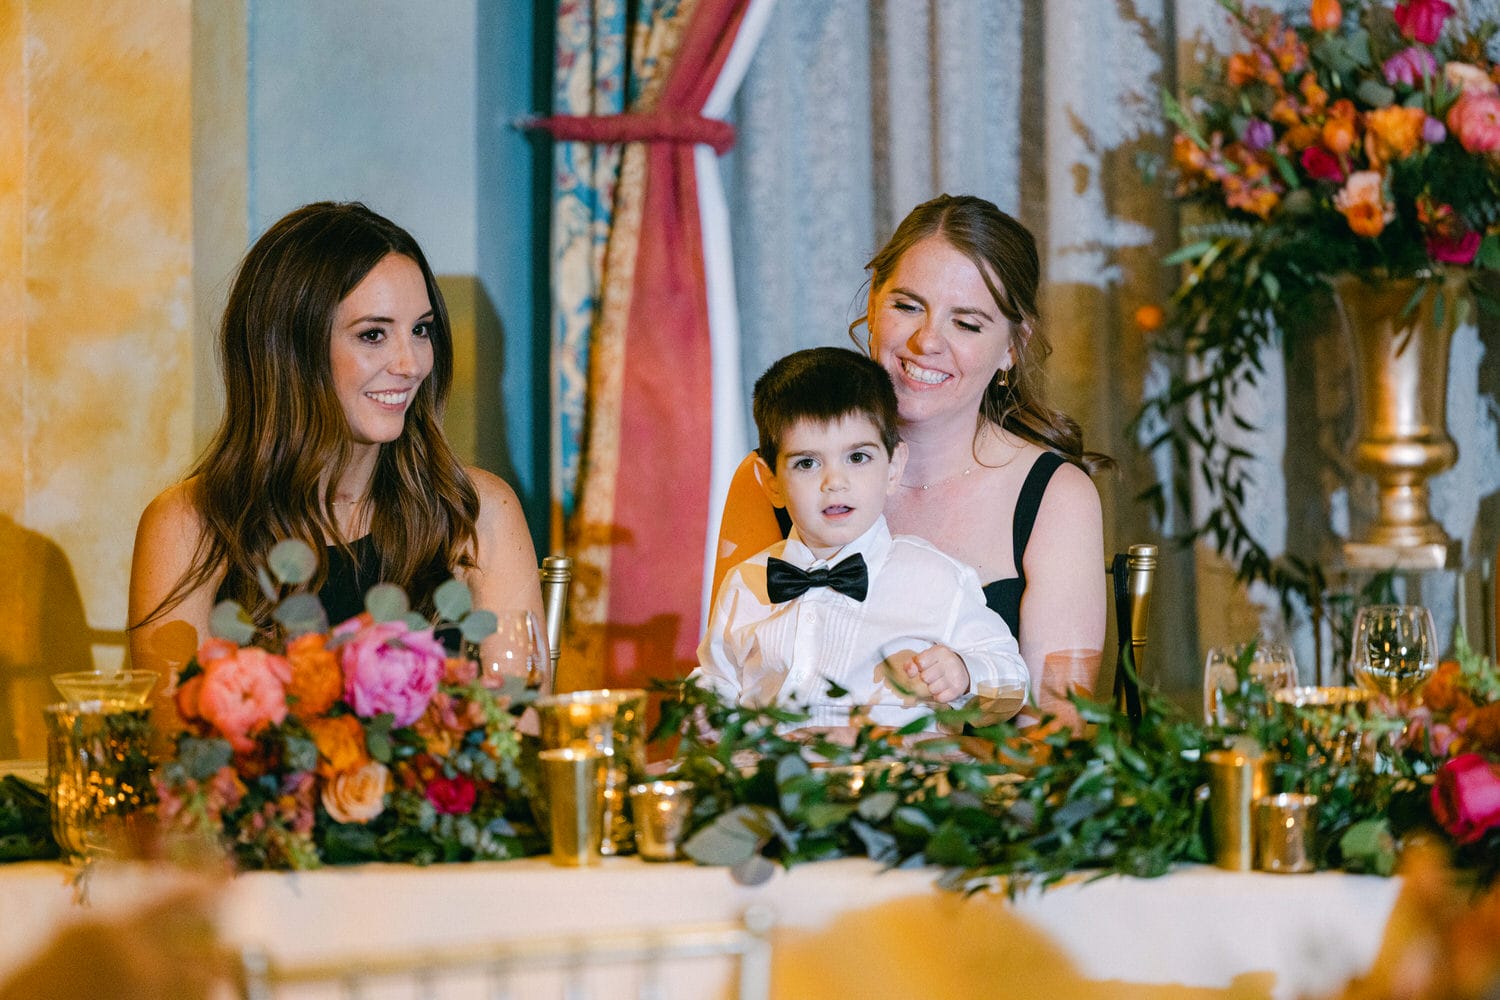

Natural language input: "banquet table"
[0,854,1403,1000]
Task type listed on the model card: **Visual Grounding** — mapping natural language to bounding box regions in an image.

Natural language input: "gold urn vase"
[1333,271,1465,569]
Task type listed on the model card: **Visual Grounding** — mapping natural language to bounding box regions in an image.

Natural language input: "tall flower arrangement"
[1137,0,1500,608]
[155,541,541,869]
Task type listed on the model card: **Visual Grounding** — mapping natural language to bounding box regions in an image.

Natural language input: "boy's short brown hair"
[752,347,900,470]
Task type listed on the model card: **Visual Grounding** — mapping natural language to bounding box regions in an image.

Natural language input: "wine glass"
[1349,604,1437,699]
[1203,637,1297,726]
[483,610,550,694]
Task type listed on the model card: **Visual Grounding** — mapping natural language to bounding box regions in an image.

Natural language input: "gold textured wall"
[0,2,195,756]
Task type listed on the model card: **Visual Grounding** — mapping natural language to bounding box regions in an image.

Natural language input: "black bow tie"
[765,553,869,603]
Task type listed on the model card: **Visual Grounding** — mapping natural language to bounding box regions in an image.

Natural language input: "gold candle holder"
[539,747,607,866]
[44,702,155,859]
[1255,793,1318,874]
[628,781,695,862]
[815,760,903,803]
[535,689,647,855]
[1204,748,1272,871]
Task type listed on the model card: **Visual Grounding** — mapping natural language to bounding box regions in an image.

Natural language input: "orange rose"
[1173,134,1209,175]
[1323,99,1358,155]
[1334,170,1393,237]
[1465,703,1500,755]
[1282,123,1321,151]
[1299,73,1329,113]
[321,762,390,824]
[1422,660,1471,714]
[285,633,342,718]
[1364,105,1426,167]
[306,714,370,778]
[175,673,204,722]
[1227,52,1259,88]
[1310,0,1342,32]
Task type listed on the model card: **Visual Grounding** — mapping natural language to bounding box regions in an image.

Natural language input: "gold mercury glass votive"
[1273,686,1373,768]
[539,747,608,866]
[534,689,647,855]
[1255,792,1319,873]
[628,781,695,862]
[1204,748,1272,872]
[44,701,156,859]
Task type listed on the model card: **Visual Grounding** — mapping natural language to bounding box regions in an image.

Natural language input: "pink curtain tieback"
[529,112,736,155]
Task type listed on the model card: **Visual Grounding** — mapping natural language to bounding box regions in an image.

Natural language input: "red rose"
[425,774,477,815]
[1431,753,1500,844]
[1300,146,1345,183]
[1426,229,1481,264]
[1394,0,1455,45]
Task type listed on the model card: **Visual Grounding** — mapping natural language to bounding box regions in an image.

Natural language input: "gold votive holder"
[1273,686,1372,768]
[816,760,902,803]
[1254,792,1318,873]
[538,747,607,867]
[44,702,156,860]
[629,781,695,862]
[535,689,647,855]
[1204,748,1272,871]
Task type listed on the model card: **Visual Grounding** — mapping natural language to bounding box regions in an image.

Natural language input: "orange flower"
[1334,170,1393,237]
[1224,174,1281,219]
[1423,660,1473,715]
[1310,0,1342,32]
[1299,72,1328,113]
[1172,134,1210,175]
[1323,99,1358,155]
[284,632,342,719]
[1466,703,1500,755]
[1364,105,1427,167]
[1270,97,1302,127]
[1134,304,1165,332]
[1227,52,1260,88]
[1269,28,1308,74]
[1282,123,1321,151]
[306,714,370,778]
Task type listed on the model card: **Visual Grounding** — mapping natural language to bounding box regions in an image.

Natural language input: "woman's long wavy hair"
[143,201,479,628]
[850,194,1111,475]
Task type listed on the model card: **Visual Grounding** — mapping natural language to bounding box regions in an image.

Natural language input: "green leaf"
[365,583,409,622]
[364,714,395,764]
[683,805,769,867]
[803,802,854,830]
[1476,234,1500,269]
[1339,819,1397,876]
[268,539,317,586]
[273,592,328,636]
[1355,78,1394,107]
[403,612,432,632]
[177,736,233,781]
[283,734,318,773]
[891,806,936,837]
[433,578,472,621]
[857,790,899,822]
[209,599,256,645]
[460,609,498,642]
[731,854,776,886]
[849,818,898,863]
[1163,240,1214,266]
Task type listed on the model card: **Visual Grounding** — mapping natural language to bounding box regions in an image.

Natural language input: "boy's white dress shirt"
[693,516,1029,729]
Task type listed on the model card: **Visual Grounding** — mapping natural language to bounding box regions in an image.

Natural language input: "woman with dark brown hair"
[714,194,1106,729]
[129,202,541,693]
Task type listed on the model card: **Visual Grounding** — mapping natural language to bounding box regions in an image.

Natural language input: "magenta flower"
[1431,753,1500,844]
[1395,0,1455,44]
[1300,146,1345,183]
[1383,47,1437,87]
[1427,229,1481,264]
[426,774,478,815]
[339,619,446,727]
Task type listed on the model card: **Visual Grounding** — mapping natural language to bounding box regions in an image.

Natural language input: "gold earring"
[996,367,1010,388]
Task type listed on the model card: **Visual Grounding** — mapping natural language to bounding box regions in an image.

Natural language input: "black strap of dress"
[980,450,1066,637]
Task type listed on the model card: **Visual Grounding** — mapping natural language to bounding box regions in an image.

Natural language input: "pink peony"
[1300,146,1345,183]
[1446,91,1500,153]
[1431,753,1500,844]
[339,619,446,727]
[196,646,292,752]
[426,774,477,815]
[1427,228,1482,264]
[1384,47,1437,87]
[1395,0,1455,44]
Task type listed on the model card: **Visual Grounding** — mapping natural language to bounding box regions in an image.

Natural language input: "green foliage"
[0,776,59,862]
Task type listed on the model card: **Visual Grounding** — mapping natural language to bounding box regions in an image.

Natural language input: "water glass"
[483,610,549,693]
[1349,604,1437,699]
[1203,638,1297,726]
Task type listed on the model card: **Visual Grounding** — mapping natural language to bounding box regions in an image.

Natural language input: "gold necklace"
[899,466,975,491]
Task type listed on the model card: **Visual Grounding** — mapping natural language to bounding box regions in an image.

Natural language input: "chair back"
[1109,544,1158,726]
[240,907,773,1000]
[540,555,573,675]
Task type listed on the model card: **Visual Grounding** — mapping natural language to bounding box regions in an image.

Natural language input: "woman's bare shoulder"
[465,466,524,515]
[1038,459,1103,519]
[136,478,205,545]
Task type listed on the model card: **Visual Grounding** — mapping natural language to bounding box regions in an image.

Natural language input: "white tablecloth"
[0,856,1401,999]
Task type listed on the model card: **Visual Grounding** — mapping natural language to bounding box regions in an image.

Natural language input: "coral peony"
[1447,91,1500,153]
[1334,171,1394,236]
[306,713,370,778]
[339,619,446,728]
[197,646,291,752]
[285,632,342,718]
[426,774,478,815]
[322,762,390,824]
[1394,0,1455,45]
[1431,753,1500,844]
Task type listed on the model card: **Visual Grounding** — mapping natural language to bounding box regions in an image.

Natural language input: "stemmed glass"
[483,610,551,694]
[1349,604,1437,699]
[1203,638,1298,727]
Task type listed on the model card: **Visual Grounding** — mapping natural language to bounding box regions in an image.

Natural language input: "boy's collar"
[783,515,892,570]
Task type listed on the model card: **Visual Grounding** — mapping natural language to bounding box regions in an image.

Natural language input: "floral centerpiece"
[154,540,543,869]
[1137,0,1500,607]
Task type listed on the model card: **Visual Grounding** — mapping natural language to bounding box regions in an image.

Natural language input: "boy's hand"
[906,644,971,704]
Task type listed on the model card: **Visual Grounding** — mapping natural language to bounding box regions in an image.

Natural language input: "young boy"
[693,347,1028,730]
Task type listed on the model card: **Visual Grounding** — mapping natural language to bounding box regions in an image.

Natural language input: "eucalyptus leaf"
[849,818,898,863]
[731,854,776,886]
[683,806,767,867]
[460,609,498,642]
[209,599,257,646]
[268,539,318,586]
[403,612,432,631]
[364,583,409,622]
[803,802,854,831]
[857,791,899,822]
[273,592,328,636]
[433,578,472,621]
[177,736,234,782]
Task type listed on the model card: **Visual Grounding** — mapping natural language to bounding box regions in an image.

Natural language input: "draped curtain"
[722,0,1500,691]
[545,0,774,691]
